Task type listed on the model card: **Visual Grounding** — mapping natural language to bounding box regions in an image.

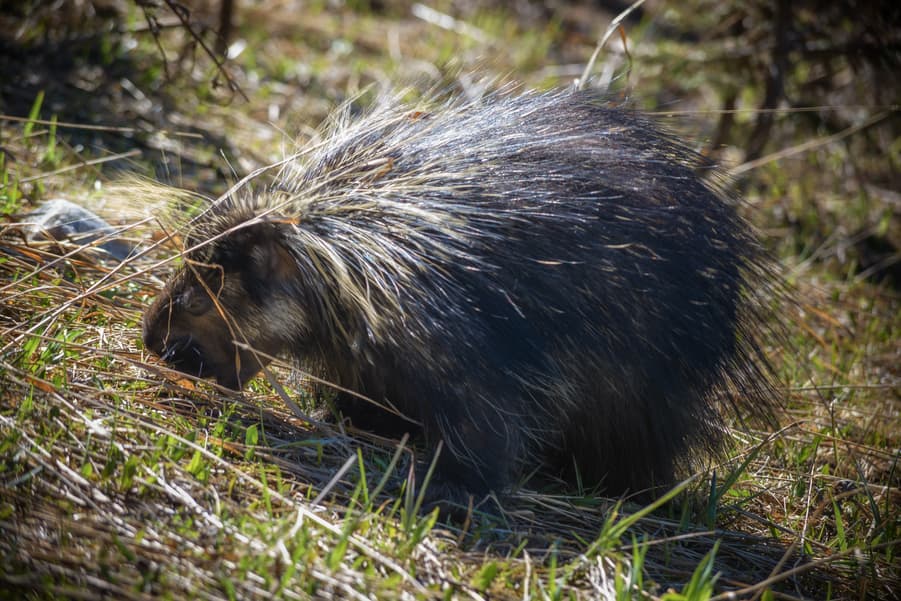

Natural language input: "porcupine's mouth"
[155,335,263,390]
[158,335,215,379]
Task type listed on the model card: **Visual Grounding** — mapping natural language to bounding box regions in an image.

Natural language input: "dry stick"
[650,104,899,116]
[3,570,150,601]
[310,454,358,507]
[709,538,899,601]
[261,366,321,426]
[411,3,490,43]
[19,149,142,183]
[159,0,248,102]
[0,113,203,137]
[730,111,892,176]
[855,252,901,283]
[744,0,790,163]
[214,0,235,58]
[749,528,801,600]
[142,5,172,81]
[577,0,647,90]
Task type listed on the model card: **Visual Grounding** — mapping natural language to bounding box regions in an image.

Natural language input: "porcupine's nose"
[142,308,211,380]
[164,335,216,378]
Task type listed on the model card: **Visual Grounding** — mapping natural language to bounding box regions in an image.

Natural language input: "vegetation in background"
[0,0,897,598]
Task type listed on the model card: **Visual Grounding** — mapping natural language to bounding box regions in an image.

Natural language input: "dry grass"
[1,1,898,599]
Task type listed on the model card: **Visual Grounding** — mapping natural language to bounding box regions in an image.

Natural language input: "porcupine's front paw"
[416,474,501,523]
[414,448,506,522]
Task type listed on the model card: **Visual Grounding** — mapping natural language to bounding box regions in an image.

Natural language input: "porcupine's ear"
[236,220,299,283]
[263,235,299,282]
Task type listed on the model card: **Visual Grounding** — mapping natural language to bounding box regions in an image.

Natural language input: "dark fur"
[143,89,780,502]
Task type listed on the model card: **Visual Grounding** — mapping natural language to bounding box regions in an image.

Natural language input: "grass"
[1,0,898,599]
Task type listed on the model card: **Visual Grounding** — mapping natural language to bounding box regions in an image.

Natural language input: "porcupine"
[142,88,781,505]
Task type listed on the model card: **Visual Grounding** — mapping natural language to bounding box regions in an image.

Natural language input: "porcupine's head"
[142,201,307,390]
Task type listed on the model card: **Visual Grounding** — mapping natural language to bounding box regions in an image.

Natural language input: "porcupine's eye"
[180,285,214,316]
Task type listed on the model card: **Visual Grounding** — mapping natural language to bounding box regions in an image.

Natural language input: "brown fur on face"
[142,223,305,389]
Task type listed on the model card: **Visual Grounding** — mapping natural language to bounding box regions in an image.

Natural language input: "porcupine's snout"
[143,290,270,390]
[142,288,238,388]
[142,325,216,384]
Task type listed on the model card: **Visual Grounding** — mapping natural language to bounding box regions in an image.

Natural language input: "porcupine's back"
[178,89,780,496]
